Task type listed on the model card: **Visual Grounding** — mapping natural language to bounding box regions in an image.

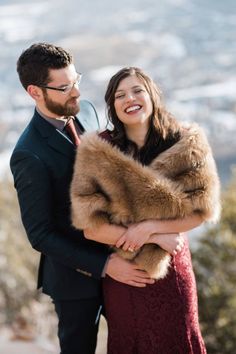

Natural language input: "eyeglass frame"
[39,73,82,94]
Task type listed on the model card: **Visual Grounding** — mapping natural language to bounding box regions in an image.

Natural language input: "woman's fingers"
[116,236,139,252]
[173,236,185,255]
[123,241,140,252]
[115,235,126,248]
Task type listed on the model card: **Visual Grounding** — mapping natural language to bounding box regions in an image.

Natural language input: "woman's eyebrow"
[116,85,142,92]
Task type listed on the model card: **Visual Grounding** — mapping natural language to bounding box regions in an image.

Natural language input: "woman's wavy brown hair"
[104,67,181,165]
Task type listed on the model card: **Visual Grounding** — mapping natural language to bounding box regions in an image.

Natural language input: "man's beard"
[43,91,80,117]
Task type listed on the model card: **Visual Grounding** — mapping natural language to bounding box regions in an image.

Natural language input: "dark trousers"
[53,298,102,354]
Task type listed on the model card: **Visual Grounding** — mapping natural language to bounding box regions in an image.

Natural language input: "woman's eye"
[134,89,144,94]
[115,94,125,99]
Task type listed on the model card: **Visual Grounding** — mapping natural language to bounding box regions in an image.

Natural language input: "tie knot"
[64,117,81,146]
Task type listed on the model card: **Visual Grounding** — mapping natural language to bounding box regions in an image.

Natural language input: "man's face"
[41,64,81,118]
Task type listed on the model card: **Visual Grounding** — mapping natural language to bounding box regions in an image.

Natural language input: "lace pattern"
[103,235,207,354]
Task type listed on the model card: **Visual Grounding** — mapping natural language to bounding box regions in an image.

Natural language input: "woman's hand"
[149,233,185,255]
[115,221,153,252]
[115,219,185,255]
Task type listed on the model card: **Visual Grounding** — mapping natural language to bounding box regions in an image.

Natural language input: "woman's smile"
[114,75,153,128]
[125,104,142,114]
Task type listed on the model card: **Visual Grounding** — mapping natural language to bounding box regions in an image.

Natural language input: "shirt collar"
[36,107,74,132]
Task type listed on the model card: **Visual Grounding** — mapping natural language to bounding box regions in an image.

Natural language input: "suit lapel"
[47,129,76,159]
[32,110,76,160]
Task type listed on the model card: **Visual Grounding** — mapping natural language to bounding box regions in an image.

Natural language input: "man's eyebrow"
[58,74,80,88]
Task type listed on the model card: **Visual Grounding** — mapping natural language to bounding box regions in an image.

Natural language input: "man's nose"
[71,85,80,97]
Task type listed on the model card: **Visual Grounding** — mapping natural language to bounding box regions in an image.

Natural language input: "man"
[10,43,153,354]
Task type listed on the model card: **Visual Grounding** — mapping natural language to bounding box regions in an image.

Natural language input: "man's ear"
[27,85,43,101]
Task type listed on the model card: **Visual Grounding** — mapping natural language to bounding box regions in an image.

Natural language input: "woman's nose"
[126,92,135,102]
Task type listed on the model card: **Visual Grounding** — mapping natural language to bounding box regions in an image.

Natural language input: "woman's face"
[114,75,153,129]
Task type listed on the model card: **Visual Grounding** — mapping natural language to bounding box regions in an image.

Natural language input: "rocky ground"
[0,317,108,354]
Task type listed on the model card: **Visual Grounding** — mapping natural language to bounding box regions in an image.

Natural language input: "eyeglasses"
[39,73,82,94]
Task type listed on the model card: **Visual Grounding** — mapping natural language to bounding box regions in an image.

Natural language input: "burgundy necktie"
[64,117,81,147]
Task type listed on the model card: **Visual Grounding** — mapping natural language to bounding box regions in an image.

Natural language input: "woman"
[70,67,220,353]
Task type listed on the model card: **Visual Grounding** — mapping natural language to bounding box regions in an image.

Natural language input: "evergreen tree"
[0,178,39,324]
[192,169,236,354]
[0,178,60,341]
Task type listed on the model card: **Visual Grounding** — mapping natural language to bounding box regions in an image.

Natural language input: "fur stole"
[70,123,221,279]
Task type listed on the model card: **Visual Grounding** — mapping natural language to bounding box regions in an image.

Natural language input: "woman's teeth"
[125,105,141,113]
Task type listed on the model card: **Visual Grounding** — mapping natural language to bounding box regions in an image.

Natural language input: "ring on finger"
[128,247,134,252]
[176,245,181,253]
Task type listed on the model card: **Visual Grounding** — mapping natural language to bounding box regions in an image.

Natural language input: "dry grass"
[96,316,108,354]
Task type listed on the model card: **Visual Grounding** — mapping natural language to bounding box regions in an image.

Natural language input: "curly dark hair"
[104,67,181,165]
[17,42,73,90]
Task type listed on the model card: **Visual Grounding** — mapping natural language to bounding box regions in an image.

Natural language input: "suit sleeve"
[10,149,109,279]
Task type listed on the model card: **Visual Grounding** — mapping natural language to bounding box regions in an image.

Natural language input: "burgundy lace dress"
[103,234,206,354]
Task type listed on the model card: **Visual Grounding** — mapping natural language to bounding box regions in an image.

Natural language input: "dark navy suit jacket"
[10,100,109,300]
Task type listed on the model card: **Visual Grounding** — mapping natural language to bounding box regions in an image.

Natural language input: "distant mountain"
[1,0,236,184]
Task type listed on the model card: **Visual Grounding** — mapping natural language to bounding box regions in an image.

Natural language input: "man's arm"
[10,150,109,279]
[84,222,156,286]
[84,221,184,282]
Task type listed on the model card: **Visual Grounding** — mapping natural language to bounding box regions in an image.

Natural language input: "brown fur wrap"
[70,123,221,279]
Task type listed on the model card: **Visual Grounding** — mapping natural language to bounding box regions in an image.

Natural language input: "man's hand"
[105,253,155,287]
